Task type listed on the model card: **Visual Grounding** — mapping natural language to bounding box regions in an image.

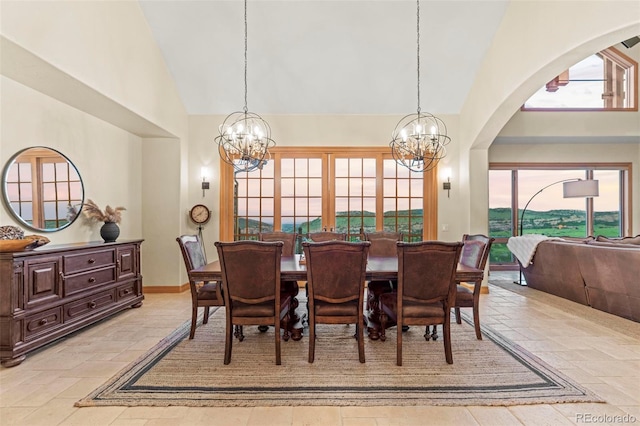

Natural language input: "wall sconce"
[201,167,210,198]
[442,168,452,198]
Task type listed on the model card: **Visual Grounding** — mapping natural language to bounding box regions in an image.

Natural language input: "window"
[523,46,638,111]
[488,163,631,269]
[220,147,437,246]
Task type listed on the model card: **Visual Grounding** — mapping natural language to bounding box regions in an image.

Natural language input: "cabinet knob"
[88,277,96,283]
[39,318,48,326]
[89,301,97,309]
[88,258,95,264]
[123,289,130,295]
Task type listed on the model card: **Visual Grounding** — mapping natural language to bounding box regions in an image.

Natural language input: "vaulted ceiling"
[139,0,509,116]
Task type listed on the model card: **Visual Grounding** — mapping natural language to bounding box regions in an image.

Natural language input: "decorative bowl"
[0,239,35,252]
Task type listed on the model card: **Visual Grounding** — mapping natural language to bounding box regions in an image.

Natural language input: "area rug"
[76,307,602,407]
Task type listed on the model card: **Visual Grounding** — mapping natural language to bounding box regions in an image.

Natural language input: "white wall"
[0,77,143,242]
[0,0,189,287]
[0,0,186,137]
[460,0,640,235]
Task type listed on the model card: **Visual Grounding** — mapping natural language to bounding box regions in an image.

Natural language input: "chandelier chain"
[216,0,275,173]
[416,0,420,114]
[243,0,248,113]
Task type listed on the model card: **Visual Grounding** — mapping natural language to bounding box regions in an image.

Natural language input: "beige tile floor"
[1,271,639,426]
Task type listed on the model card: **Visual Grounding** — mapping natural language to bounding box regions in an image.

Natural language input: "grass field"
[236,208,621,262]
[489,208,620,263]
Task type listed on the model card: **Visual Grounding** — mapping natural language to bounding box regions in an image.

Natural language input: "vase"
[100,222,120,243]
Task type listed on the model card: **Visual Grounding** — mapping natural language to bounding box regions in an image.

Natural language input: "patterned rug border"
[76,307,603,408]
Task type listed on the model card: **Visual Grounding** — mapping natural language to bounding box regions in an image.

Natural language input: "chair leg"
[308,313,316,363]
[357,323,365,363]
[397,318,403,366]
[234,325,244,341]
[473,304,482,340]
[455,306,461,324]
[224,317,233,365]
[282,312,290,342]
[275,320,282,366]
[189,305,198,339]
[379,313,387,342]
[203,306,210,324]
[444,318,453,364]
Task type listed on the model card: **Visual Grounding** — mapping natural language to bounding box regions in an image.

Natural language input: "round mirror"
[2,147,84,232]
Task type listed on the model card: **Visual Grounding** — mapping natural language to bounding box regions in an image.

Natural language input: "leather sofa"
[521,236,640,322]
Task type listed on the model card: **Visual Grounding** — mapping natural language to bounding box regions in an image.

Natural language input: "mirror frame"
[2,146,85,233]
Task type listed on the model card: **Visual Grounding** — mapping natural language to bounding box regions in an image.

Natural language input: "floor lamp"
[514,178,599,285]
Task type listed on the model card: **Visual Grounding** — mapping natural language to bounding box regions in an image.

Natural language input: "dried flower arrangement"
[82,199,126,224]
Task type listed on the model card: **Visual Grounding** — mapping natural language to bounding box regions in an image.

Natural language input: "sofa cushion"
[595,235,640,245]
[558,236,594,243]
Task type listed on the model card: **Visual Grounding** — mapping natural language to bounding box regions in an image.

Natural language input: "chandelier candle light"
[215,0,275,173]
[390,0,451,173]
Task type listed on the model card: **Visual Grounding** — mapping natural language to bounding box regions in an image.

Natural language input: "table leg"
[365,281,394,340]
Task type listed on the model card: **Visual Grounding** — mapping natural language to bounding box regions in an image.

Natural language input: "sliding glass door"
[488,163,631,269]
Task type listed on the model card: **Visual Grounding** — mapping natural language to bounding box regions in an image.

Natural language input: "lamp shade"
[563,179,599,198]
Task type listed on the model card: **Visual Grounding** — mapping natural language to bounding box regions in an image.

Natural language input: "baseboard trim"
[144,283,190,293]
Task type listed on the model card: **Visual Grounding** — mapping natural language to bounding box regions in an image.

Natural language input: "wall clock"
[189,204,211,225]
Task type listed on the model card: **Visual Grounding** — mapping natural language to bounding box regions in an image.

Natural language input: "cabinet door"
[24,256,62,308]
[116,245,138,281]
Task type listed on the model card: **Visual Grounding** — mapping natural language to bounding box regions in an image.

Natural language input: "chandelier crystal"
[215,0,275,173]
[390,0,450,173]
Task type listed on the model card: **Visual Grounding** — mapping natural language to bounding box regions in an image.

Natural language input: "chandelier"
[390,0,451,173]
[215,0,275,173]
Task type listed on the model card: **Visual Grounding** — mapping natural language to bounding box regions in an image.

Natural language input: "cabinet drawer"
[116,282,138,302]
[64,267,116,296]
[24,307,63,341]
[63,290,116,323]
[64,249,116,274]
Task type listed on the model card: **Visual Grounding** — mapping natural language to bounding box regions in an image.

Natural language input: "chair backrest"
[259,232,297,256]
[461,234,495,270]
[215,240,283,307]
[397,241,463,304]
[364,231,402,257]
[303,240,370,304]
[307,231,346,242]
[177,235,207,275]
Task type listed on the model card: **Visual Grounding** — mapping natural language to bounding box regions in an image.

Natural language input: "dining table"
[190,254,484,341]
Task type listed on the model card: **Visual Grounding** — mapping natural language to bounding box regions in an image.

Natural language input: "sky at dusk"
[489,169,620,212]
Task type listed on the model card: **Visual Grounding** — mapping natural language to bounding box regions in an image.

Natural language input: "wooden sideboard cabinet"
[0,240,144,367]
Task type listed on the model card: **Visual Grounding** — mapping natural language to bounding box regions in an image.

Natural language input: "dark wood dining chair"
[215,240,291,365]
[364,231,403,257]
[307,231,346,242]
[176,235,225,339]
[363,232,402,339]
[259,231,297,256]
[379,241,463,365]
[302,240,370,363]
[259,232,300,333]
[303,232,346,322]
[454,234,495,340]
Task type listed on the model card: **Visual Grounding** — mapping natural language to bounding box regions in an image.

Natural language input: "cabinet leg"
[131,302,143,308]
[1,355,26,368]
